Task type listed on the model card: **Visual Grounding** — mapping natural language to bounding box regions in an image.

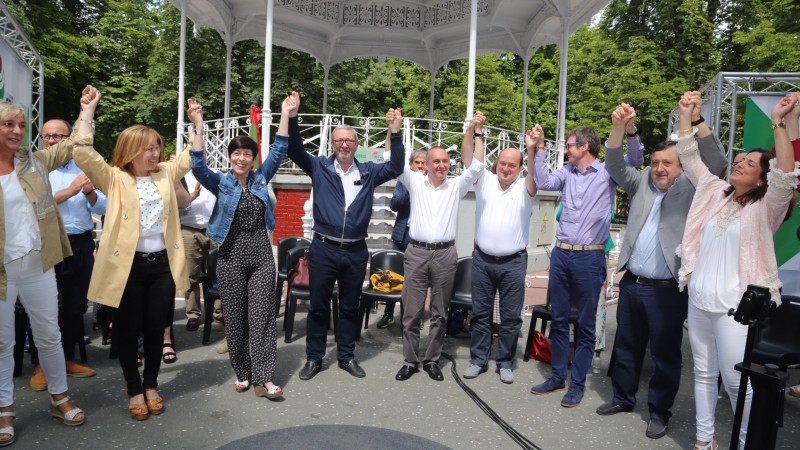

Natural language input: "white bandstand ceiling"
[171,0,609,71]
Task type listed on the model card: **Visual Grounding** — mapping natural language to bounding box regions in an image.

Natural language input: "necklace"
[713,200,742,236]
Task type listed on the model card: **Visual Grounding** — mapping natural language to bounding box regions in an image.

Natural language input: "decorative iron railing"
[180,114,559,174]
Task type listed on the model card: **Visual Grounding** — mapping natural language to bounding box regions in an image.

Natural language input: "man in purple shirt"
[530,126,616,408]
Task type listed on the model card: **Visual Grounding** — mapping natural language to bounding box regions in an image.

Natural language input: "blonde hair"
[0,102,25,121]
[111,125,164,175]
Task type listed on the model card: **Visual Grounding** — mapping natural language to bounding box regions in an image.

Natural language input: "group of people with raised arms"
[0,85,797,450]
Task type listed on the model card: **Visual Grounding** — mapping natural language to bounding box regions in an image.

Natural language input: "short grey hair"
[332,125,359,142]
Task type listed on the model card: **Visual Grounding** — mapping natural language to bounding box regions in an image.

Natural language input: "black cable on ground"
[440,353,544,450]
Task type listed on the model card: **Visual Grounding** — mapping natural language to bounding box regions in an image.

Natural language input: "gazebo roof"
[171,0,609,71]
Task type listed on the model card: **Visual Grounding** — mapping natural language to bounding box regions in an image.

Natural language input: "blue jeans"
[548,247,606,390]
[469,248,526,369]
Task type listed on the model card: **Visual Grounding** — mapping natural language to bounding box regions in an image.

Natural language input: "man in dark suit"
[287,97,405,380]
[599,102,726,439]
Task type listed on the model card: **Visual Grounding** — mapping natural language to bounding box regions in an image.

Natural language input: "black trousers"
[114,252,175,396]
[305,238,367,363]
[610,271,688,423]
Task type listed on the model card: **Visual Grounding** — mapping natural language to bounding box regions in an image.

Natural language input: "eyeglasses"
[565,142,580,148]
[333,138,357,146]
[231,150,254,159]
[43,134,69,141]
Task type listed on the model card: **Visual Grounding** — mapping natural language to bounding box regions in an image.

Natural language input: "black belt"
[134,249,167,262]
[624,271,678,288]
[67,230,94,242]
[476,246,525,262]
[181,225,206,232]
[409,238,455,250]
[314,233,364,249]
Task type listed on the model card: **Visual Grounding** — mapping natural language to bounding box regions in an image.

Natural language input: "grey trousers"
[401,245,457,366]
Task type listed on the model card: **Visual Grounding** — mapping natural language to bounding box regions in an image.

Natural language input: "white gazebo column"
[428,69,437,122]
[322,66,330,114]
[520,55,530,136]
[555,15,570,168]
[260,0,275,161]
[224,38,233,123]
[465,0,478,121]
[176,0,188,153]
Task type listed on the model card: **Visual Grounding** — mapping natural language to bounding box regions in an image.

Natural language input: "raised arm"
[532,146,565,191]
[786,93,800,166]
[71,86,114,192]
[523,124,542,197]
[461,111,486,168]
[676,91,724,192]
[772,93,799,174]
[188,99,221,194]
[620,104,644,167]
[687,92,727,176]
[259,92,296,181]
[43,86,99,172]
[187,99,204,152]
[375,108,405,184]
[287,94,314,175]
[606,104,642,193]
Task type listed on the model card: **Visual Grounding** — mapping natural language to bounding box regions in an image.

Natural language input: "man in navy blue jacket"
[288,97,405,380]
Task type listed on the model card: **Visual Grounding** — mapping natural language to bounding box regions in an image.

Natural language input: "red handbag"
[288,256,310,289]
[529,330,553,364]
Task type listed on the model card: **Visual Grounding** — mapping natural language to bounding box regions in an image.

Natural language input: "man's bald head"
[42,119,72,149]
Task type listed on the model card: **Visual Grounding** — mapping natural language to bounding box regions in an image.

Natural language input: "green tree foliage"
[7,0,799,185]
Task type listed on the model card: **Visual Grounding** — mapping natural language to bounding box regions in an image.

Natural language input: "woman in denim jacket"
[191,93,296,399]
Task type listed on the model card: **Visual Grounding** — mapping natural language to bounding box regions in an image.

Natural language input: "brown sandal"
[144,389,164,415]
[129,402,148,421]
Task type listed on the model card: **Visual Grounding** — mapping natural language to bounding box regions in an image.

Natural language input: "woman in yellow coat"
[74,90,202,421]
[0,88,97,446]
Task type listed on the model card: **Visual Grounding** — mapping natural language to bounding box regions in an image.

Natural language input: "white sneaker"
[499,368,514,384]
[463,364,486,379]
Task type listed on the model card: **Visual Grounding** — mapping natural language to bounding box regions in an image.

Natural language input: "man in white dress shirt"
[460,112,538,385]
[394,138,485,382]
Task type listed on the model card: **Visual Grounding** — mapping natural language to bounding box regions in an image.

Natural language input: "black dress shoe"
[395,365,418,381]
[299,361,321,380]
[186,318,199,332]
[423,363,444,381]
[646,418,667,439]
[596,400,634,416]
[338,359,366,378]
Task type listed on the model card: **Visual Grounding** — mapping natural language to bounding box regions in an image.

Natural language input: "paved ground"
[8,274,800,449]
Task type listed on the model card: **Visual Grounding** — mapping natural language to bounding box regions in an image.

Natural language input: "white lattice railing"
[180,114,559,174]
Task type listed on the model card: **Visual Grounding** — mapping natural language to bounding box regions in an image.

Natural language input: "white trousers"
[688,303,751,448]
[0,250,68,406]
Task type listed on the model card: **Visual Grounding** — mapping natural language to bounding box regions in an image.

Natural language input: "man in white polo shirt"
[460,112,538,384]
[394,137,485,382]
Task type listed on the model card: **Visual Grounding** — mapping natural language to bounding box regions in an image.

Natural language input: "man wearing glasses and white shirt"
[27,119,106,391]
